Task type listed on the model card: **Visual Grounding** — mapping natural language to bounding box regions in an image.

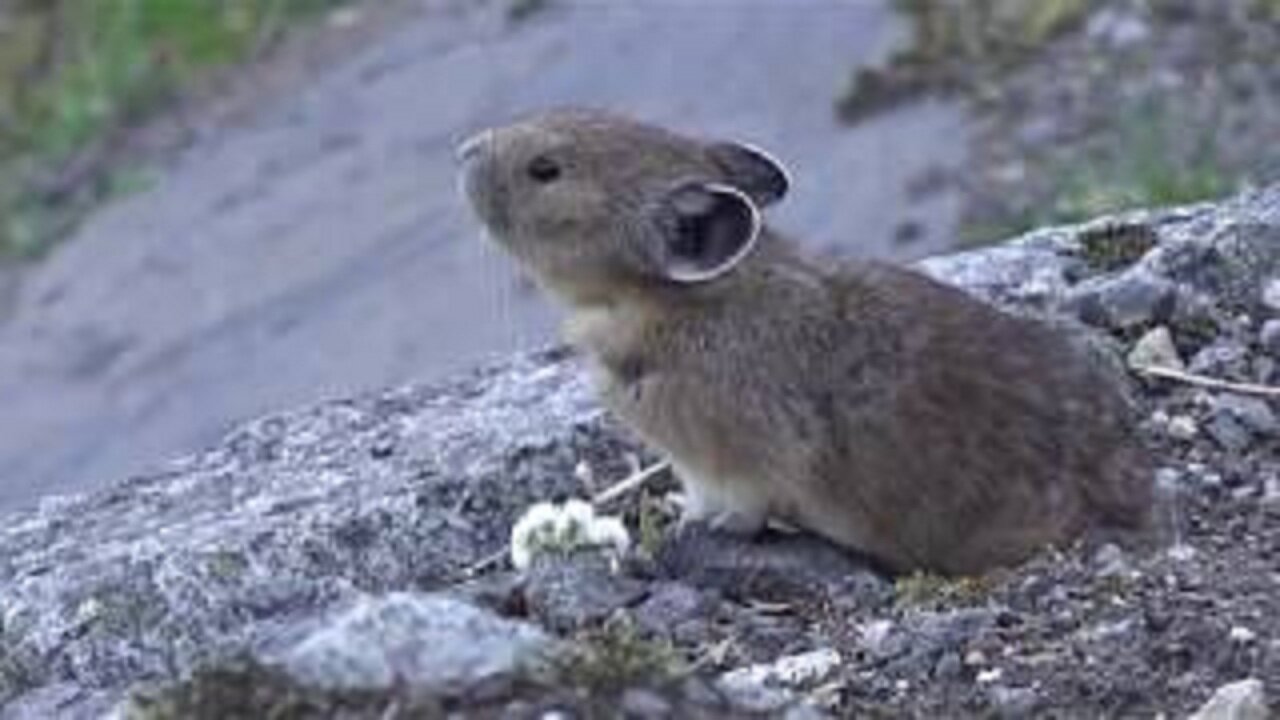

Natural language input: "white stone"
[717,648,843,712]
[1168,415,1199,441]
[1128,326,1185,372]
[1262,277,1280,312]
[1189,678,1269,720]
[1229,626,1257,644]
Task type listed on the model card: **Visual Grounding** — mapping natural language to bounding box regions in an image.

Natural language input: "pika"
[458,109,1154,575]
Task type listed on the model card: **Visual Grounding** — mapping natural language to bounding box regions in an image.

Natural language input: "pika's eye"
[526,155,562,184]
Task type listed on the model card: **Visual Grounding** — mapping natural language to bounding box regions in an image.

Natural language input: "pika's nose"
[456,129,494,164]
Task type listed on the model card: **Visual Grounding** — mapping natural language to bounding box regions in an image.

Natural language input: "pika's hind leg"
[675,463,769,535]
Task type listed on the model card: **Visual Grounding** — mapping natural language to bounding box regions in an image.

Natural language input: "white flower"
[510,501,561,570]
[558,498,598,545]
[587,515,631,555]
[507,498,632,570]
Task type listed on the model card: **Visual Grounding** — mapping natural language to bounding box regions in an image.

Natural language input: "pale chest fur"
[562,300,813,531]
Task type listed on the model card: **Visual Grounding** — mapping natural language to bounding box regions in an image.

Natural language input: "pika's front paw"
[679,506,766,536]
[657,521,890,604]
[678,481,768,536]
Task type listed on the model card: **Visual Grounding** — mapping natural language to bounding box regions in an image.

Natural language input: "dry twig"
[1132,364,1280,399]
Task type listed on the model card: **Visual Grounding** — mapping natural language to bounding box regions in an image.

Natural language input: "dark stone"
[523,555,649,633]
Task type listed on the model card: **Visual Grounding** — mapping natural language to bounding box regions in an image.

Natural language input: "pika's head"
[458,109,789,299]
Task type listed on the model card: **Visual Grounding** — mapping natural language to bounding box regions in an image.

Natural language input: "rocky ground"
[0,185,1276,718]
[841,0,1280,245]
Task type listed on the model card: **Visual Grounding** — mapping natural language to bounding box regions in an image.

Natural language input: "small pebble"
[1263,277,1280,312]
[1155,467,1182,492]
[1168,415,1199,441]
[1213,394,1278,437]
[1229,626,1257,644]
[621,688,673,719]
[1260,319,1280,357]
[1128,326,1185,371]
[1263,476,1280,505]
[1188,677,1269,720]
[1190,342,1249,378]
[1205,413,1252,453]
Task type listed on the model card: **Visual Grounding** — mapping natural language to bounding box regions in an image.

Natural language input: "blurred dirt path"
[0,0,968,508]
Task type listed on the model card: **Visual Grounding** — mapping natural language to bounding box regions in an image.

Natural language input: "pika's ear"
[655,181,761,283]
[706,140,790,206]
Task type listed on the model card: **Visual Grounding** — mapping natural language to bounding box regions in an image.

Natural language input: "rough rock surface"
[2,186,1279,718]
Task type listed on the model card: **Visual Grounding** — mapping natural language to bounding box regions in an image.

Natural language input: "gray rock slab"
[277,592,550,697]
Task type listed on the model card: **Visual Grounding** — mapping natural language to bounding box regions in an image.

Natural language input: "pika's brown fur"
[459,109,1154,575]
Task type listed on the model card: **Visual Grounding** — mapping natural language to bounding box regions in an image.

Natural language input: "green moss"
[121,656,437,720]
[894,571,992,607]
[1253,0,1280,21]
[1077,222,1159,272]
[204,549,251,584]
[546,616,687,693]
[634,492,674,560]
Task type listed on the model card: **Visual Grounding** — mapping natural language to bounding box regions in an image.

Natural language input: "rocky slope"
[1,186,1277,718]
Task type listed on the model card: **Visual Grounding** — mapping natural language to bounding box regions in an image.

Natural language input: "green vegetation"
[965,98,1233,244]
[894,570,993,607]
[121,655,438,720]
[1076,221,1159,272]
[838,0,1094,122]
[1039,106,1228,225]
[547,616,687,692]
[0,0,346,260]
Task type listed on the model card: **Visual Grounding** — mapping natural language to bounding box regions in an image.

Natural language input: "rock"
[1067,270,1176,330]
[278,592,550,698]
[0,349,607,717]
[1086,8,1150,48]
[883,608,999,678]
[1190,342,1251,379]
[1260,320,1280,357]
[1128,326,1185,371]
[716,649,842,713]
[522,554,648,633]
[1093,543,1132,578]
[1263,475,1280,505]
[1155,466,1183,492]
[986,684,1039,718]
[1228,626,1257,644]
[632,582,713,640]
[1168,414,1200,441]
[1206,412,1253,453]
[1212,394,1279,438]
[783,702,833,720]
[620,687,675,719]
[858,619,901,660]
[1263,277,1280,312]
[1188,678,1269,720]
